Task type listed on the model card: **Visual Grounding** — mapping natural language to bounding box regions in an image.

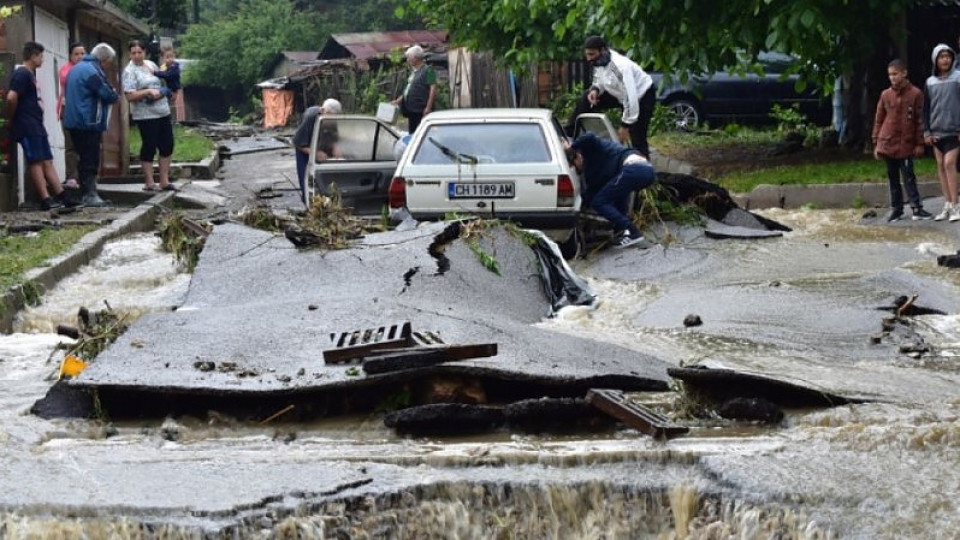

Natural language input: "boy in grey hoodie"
[923,44,960,221]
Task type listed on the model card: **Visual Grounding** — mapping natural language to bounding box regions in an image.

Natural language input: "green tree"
[403,0,911,144]
[114,0,190,31]
[179,0,323,99]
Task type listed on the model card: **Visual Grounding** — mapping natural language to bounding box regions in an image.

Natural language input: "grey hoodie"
[923,44,960,138]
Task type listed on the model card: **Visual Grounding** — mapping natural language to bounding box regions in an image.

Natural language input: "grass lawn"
[0,226,97,291]
[128,125,214,163]
[715,156,939,194]
[651,128,940,194]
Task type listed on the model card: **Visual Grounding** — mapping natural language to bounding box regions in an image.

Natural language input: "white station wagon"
[388,108,616,257]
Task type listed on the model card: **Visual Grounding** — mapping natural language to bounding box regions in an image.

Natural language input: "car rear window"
[411,123,552,165]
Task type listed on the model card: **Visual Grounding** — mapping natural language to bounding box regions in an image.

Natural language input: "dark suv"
[651,52,832,130]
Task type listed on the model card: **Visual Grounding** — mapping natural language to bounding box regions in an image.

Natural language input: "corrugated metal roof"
[326,30,448,60]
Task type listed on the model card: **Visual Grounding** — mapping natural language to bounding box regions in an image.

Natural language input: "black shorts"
[933,135,960,154]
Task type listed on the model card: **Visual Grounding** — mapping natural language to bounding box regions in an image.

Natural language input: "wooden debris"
[896,294,918,318]
[180,217,211,238]
[259,404,295,424]
[56,324,81,339]
[586,388,688,439]
[361,343,498,375]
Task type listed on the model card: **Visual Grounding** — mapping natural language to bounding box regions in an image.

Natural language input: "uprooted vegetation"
[240,188,387,250]
[58,303,130,364]
[157,213,212,272]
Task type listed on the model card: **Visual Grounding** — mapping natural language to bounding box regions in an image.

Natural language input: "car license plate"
[448,182,514,199]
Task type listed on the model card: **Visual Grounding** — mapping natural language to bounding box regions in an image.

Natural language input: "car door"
[305,116,400,215]
[571,113,619,141]
[757,52,800,118]
[757,52,829,123]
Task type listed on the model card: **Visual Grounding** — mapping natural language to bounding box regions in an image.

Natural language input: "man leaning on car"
[566,132,656,249]
[565,36,657,158]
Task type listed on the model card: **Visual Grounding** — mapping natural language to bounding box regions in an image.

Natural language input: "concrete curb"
[649,149,943,210]
[0,194,171,333]
[733,181,943,210]
[128,149,220,180]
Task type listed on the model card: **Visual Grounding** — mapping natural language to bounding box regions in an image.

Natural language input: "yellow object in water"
[59,354,87,379]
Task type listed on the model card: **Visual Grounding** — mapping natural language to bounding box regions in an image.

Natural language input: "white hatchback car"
[388,108,616,257]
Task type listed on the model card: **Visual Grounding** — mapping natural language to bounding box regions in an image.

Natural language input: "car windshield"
[411,123,552,165]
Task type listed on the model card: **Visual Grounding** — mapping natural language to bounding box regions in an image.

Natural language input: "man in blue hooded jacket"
[567,132,656,249]
[63,42,119,207]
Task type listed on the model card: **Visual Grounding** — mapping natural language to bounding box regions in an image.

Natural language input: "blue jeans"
[591,162,656,232]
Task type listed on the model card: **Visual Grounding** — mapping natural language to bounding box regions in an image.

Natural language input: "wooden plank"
[181,217,210,238]
[362,343,498,375]
[362,348,451,375]
[586,388,688,439]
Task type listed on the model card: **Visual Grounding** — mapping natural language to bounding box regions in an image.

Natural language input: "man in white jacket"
[565,36,656,158]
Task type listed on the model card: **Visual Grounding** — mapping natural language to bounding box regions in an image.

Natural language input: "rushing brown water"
[3,211,960,538]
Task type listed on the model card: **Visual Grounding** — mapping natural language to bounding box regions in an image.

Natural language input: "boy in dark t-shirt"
[6,41,77,210]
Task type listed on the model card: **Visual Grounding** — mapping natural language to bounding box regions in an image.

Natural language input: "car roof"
[423,108,555,121]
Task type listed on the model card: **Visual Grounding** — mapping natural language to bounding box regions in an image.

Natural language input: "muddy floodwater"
[3,210,960,538]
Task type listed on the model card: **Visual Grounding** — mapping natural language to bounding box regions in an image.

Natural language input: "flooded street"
[3,209,960,538]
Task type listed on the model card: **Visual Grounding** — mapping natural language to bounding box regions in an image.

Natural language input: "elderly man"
[63,42,119,207]
[291,98,343,203]
[565,36,656,158]
[391,45,437,133]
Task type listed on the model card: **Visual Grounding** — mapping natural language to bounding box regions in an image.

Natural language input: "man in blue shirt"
[567,132,657,248]
[6,42,77,210]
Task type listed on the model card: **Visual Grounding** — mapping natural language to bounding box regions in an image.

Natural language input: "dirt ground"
[663,138,868,179]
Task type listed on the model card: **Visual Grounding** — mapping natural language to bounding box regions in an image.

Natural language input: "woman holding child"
[122,39,177,192]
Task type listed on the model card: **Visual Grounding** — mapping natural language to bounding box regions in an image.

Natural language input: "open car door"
[572,113,619,141]
[304,115,402,215]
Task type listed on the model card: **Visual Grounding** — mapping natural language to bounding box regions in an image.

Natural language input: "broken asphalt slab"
[62,221,672,418]
[578,219,960,404]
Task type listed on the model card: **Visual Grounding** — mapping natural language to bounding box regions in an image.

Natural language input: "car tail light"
[388,177,407,208]
[557,174,575,207]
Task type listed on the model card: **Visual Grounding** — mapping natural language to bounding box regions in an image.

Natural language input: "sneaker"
[55,190,81,208]
[886,209,904,222]
[912,208,933,220]
[935,202,952,221]
[951,205,960,222]
[40,197,63,211]
[613,231,652,250]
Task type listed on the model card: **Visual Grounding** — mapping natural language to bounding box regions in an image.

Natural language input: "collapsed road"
[48,221,672,420]
[8,142,960,537]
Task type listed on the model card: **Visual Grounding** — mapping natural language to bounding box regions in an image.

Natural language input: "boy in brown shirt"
[873,59,931,221]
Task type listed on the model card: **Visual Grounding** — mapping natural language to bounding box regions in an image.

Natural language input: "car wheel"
[666,99,701,131]
[558,227,582,260]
